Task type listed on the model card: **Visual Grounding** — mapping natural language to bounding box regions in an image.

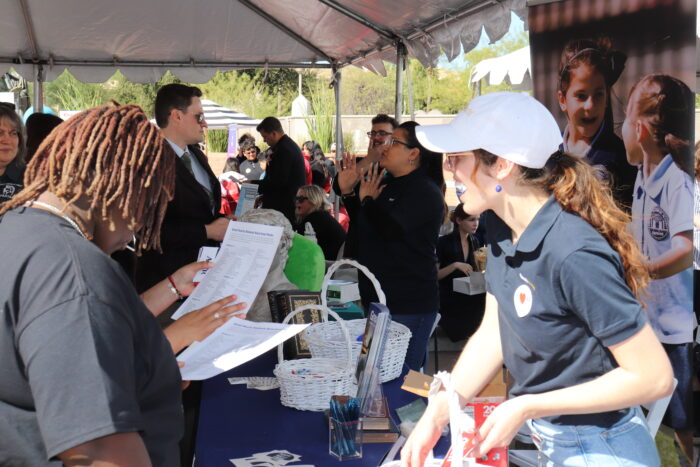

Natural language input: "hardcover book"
[268,290,323,359]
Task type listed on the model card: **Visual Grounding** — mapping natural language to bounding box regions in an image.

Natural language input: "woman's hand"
[338,153,361,195]
[472,396,531,458]
[170,261,214,296]
[359,162,386,201]
[164,294,247,354]
[401,393,450,466]
[453,262,473,276]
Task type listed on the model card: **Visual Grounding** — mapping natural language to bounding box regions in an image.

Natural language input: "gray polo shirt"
[0,207,183,465]
[484,196,646,426]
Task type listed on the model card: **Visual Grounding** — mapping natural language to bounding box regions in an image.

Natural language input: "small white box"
[453,272,486,295]
[326,280,361,303]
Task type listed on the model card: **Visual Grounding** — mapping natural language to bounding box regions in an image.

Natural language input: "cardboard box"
[453,273,486,295]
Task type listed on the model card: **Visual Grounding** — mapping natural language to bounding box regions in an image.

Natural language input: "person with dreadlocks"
[0,104,245,466]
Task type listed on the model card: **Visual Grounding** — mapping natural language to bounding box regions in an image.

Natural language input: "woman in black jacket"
[436,203,485,341]
[338,121,444,370]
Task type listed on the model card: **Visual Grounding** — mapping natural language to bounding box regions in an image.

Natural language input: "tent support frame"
[394,42,405,123]
[236,0,334,63]
[332,65,343,220]
[33,64,43,112]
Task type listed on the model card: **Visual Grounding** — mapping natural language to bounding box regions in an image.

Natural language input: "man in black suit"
[135,84,229,294]
[253,117,306,224]
[134,84,230,467]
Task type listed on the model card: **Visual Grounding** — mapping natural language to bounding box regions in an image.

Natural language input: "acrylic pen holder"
[329,417,363,460]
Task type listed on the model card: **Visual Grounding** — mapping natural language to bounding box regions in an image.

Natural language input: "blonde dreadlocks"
[0,103,176,253]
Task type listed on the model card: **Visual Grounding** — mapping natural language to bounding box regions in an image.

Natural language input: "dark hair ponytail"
[474,149,649,300]
[399,121,444,188]
[630,74,694,177]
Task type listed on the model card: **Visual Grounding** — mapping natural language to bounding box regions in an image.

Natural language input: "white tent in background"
[470,45,532,92]
[201,99,260,130]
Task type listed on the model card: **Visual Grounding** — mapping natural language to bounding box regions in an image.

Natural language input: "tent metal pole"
[316,0,396,41]
[33,64,43,113]
[237,0,333,63]
[394,42,405,124]
[333,65,342,220]
[18,0,39,60]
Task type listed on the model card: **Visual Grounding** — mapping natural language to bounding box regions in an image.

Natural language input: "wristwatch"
[361,196,373,207]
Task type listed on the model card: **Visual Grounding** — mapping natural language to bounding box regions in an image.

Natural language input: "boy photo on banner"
[528,0,696,462]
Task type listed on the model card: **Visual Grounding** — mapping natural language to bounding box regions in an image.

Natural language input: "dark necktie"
[183,150,216,213]
[181,150,194,176]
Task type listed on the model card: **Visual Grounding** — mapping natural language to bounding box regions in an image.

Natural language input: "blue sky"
[437,12,525,70]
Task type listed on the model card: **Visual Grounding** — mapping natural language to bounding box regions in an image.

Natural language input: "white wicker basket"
[306,259,411,382]
[273,304,356,411]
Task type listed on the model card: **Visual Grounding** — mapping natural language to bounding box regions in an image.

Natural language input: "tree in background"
[200,69,322,119]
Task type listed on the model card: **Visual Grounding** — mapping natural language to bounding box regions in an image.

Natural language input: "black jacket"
[253,135,305,223]
[135,145,222,292]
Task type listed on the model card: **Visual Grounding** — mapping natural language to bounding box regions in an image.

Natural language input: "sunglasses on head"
[0,102,16,110]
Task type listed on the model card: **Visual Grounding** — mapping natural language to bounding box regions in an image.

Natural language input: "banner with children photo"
[528,0,696,461]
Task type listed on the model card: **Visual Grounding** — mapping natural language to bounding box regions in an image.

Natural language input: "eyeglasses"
[180,108,206,124]
[445,152,471,170]
[388,138,412,148]
[295,196,309,203]
[367,130,393,138]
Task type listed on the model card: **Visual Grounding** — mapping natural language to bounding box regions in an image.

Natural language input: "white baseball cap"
[415,92,562,169]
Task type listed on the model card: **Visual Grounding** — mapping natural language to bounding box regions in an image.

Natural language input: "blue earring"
[495,185,502,193]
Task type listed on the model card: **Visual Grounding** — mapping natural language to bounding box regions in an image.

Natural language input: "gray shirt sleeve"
[558,248,647,347]
[17,295,143,459]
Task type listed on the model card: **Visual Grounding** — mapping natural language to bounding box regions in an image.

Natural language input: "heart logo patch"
[514,284,533,318]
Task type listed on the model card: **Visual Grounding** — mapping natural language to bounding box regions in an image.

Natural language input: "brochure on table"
[175,221,308,380]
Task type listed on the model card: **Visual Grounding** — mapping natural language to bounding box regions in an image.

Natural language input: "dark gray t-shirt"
[0,207,183,466]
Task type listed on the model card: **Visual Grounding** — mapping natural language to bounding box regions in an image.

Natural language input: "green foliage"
[304,83,335,152]
[342,132,355,155]
[43,70,181,116]
[44,71,108,110]
[105,71,180,116]
[207,129,229,153]
[200,69,322,119]
[339,66,396,115]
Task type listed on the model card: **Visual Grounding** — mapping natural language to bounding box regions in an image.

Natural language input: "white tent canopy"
[201,99,260,130]
[470,45,531,91]
[0,0,526,83]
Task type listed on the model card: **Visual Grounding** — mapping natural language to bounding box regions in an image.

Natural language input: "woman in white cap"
[402,92,673,466]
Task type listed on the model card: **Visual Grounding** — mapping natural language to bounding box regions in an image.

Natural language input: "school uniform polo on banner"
[630,155,694,345]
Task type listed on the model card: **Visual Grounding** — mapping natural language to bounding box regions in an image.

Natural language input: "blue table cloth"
[195,350,449,466]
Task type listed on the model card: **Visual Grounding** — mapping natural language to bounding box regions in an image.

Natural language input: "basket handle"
[321,259,386,307]
[276,304,354,370]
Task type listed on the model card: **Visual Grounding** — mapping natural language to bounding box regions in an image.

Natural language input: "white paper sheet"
[178,319,309,380]
[172,221,281,320]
